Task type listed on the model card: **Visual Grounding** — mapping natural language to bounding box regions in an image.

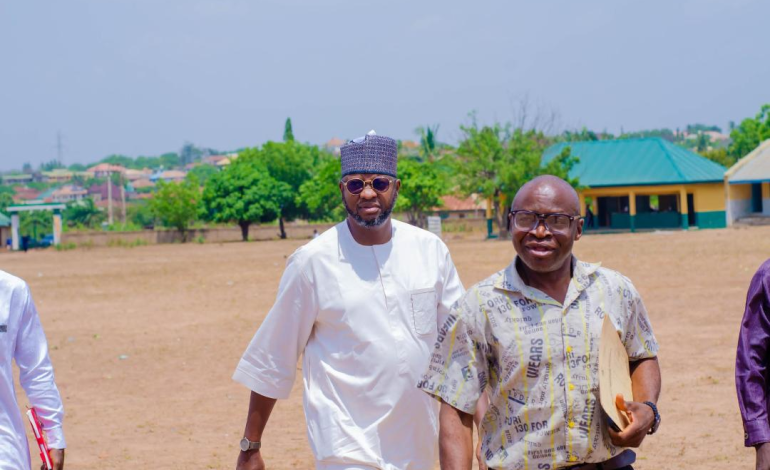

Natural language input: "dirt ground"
[6,225,770,469]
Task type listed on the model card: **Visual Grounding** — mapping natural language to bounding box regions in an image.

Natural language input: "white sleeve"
[232,252,318,399]
[438,245,465,323]
[14,284,66,449]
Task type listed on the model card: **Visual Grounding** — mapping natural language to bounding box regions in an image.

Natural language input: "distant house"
[725,139,770,225]
[203,155,230,166]
[88,181,124,202]
[400,140,421,157]
[2,174,33,185]
[434,195,485,219]
[86,163,126,178]
[12,186,42,203]
[132,178,155,190]
[150,170,187,183]
[48,185,87,203]
[40,169,76,183]
[324,137,345,156]
[124,168,153,181]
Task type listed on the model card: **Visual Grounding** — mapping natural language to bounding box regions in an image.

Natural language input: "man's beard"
[344,191,399,228]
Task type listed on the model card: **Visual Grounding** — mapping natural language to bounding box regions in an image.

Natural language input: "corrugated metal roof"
[727,139,770,184]
[542,138,726,187]
[0,213,10,227]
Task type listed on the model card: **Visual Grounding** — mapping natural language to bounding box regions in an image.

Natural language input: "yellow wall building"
[725,139,770,225]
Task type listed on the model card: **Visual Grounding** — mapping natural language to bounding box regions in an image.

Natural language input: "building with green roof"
[543,138,727,231]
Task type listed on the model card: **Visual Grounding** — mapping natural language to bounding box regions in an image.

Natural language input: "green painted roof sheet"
[0,213,10,227]
[542,138,726,187]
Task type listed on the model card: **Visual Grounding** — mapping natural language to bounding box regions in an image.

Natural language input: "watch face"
[240,438,249,452]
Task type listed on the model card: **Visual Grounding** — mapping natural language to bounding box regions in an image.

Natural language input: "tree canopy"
[729,104,770,160]
[200,154,290,241]
[149,177,200,240]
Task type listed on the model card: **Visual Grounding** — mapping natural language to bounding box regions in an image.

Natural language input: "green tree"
[39,160,64,171]
[63,198,105,229]
[186,164,219,185]
[394,158,447,227]
[698,148,735,167]
[454,119,579,236]
[0,192,14,215]
[284,118,295,142]
[149,177,200,241]
[201,155,290,241]
[127,201,156,229]
[415,124,440,161]
[20,211,52,239]
[297,156,344,222]
[100,154,134,168]
[729,104,770,160]
[68,163,87,171]
[253,141,326,238]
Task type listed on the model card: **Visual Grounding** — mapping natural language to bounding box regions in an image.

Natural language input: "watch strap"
[240,438,261,452]
[643,401,660,435]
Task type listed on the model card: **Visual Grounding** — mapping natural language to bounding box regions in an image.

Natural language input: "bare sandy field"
[6,225,770,469]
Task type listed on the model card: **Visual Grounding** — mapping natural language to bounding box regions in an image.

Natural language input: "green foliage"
[0,192,13,215]
[20,211,52,239]
[200,154,290,241]
[454,117,579,235]
[149,177,201,239]
[394,158,447,227]
[68,163,87,171]
[699,148,736,168]
[686,123,721,134]
[561,127,600,142]
[252,141,327,237]
[186,164,219,185]
[415,124,440,161]
[55,242,77,251]
[107,238,148,248]
[39,160,65,171]
[127,201,156,228]
[100,152,181,170]
[729,104,770,160]
[284,118,295,142]
[297,156,344,222]
[63,198,105,229]
[619,128,676,142]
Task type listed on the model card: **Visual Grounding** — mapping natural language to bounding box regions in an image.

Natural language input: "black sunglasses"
[342,177,394,195]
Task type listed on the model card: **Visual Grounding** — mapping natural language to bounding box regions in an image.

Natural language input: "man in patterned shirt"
[419,175,661,470]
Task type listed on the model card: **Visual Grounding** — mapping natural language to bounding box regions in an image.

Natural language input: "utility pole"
[56,131,65,166]
[108,174,114,225]
[120,173,126,224]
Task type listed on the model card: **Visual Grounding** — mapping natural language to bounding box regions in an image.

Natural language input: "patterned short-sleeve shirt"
[419,257,659,470]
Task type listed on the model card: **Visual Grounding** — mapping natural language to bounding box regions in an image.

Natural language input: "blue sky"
[1,0,769,171]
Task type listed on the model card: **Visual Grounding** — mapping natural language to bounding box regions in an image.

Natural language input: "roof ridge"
[657,139,687,181]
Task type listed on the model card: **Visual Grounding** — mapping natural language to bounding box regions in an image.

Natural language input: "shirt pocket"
[410,288,438,336]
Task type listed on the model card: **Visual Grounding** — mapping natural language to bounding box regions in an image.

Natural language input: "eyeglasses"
[509,210,582,234]
[342,177,394,195]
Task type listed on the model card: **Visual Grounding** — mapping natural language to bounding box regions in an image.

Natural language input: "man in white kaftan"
[0,270,66,470]
[233,132,464,470]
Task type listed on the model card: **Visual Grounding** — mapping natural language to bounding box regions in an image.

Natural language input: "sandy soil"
[6,225,770,469]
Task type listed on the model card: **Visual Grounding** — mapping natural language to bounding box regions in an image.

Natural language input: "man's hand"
[45,448,64,470]
[756,442,770,470]
[236,449,265,470]
[607,394,655,448]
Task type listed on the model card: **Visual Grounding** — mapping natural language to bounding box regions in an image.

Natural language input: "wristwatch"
[643,401,661,435]
[240,437,261,452]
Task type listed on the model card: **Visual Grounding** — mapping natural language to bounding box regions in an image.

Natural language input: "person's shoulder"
[755,259,770,280]
[287,223,343,266]
[393,219,447,249]
[0,270,30,299]
[466,268,506,298]
[593,265,639,293]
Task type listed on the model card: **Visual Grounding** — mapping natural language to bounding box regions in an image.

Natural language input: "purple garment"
[736,258,770,447]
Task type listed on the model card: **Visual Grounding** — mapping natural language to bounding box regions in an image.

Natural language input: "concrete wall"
[61,223,337,247]
[726,183,770,225]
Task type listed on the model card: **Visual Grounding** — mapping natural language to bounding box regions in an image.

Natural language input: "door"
[752,183,763,213]
[687,194,696,226]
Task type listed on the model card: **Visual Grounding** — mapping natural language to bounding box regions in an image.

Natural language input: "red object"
[26,408,52,470]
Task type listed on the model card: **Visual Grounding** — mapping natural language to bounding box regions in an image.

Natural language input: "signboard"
[427,216,442,238]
